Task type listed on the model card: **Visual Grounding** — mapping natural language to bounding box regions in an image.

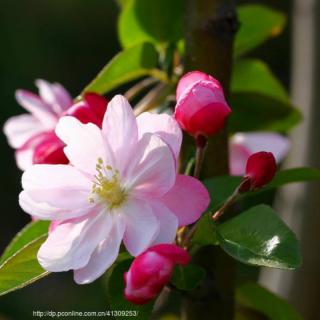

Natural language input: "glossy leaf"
[171,265,205,291]
[217,204,301,269]
[192,213,219,247]
[229,93,302,133]
[0,235,49,296]
[235,5,286,57]
[107,259,153,319]
[82,42,158,94]
[118,0,183,48]
[0,221,49,264]
[236,283,302,320]
[232,58,289,103]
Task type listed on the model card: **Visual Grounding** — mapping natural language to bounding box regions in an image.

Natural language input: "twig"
[124,77,158,101]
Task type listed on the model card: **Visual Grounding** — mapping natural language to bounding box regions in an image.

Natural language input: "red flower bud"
[124,244,190,305]
[244,151,277,190]
[174,71,231,137]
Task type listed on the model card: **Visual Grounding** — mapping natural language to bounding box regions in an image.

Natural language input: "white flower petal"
[74,215,125,284]
[38,211,112,272]
[231,132,290,162]
[122,198,159,256]
[3,114,45,149]
[102,95,138,175]
[125,133,176,198]
[22,164,90,190]
[150,201,178,245]
[15,148,33,170]
[56,116,113,175]
[15,90,57,128]
[136,112,182,162]
[36,79,72,114]
[20,165,92,220]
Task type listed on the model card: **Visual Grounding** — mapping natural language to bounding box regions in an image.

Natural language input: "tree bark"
[182,1,238,319]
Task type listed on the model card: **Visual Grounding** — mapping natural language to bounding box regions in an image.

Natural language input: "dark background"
[0,0,291,319]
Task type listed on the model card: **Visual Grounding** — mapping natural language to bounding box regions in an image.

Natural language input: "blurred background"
[0,0,318,319]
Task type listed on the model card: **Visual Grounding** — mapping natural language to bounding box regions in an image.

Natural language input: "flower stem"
[124,77,158,101]
[193,135,208,178]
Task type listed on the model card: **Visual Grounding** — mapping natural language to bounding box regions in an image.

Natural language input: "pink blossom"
[230,132,290,176]
[3,80,107,170]
[174,71,231,137]
[241,151,277,191]
[19,95,209,284]
[124,244,190,304]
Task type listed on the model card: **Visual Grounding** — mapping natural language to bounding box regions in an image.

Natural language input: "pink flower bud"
[244,151,277,190]
[124,244,190,305]
[65,92,108,128]
[174,71,231,137]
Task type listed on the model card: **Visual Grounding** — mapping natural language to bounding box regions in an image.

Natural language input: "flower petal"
[229,143,251,176]
[231,132,290,163]
[20,164,92,220]
[136,112,182,162]
[15,148,33,170]
[38,211,112,272]
[150,201,178,245]
[125,133,176,198]
[102,95,138,175]
[74,215,125,284]
[15,90,57,128]
[161,175,210,226]
[3,114,45,149]
[123,198,159,256]
[176,71,213,100]
[56,116,113,175]
[36,79,72,113]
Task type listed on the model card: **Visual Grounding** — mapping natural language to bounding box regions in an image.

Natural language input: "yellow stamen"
[89,158,127,209]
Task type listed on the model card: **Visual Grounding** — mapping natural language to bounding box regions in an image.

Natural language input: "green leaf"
[217,204,301,269]
[82,42,158,95]
[0,221,49,264]
[235,5,286,57]
[116,0,129,8]
[107,259,153,319]
[171,265,205,291]
[118,0,183,48]
[192,213,219,246]
[236,283,302,320]
[0,235,49,296]
[267,167,320,189]
[229,93,302,133]
[232,58,289,103]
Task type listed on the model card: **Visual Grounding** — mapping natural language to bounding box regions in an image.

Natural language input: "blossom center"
[89,158,127,209]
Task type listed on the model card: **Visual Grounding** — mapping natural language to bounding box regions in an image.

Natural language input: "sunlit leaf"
[0,235,49,296]
[232,58,289,103]
[82,42,158,94]
[235,5,286,57]
[119,0,183,48]
[217,204,301,269]
[0,221,49,264]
